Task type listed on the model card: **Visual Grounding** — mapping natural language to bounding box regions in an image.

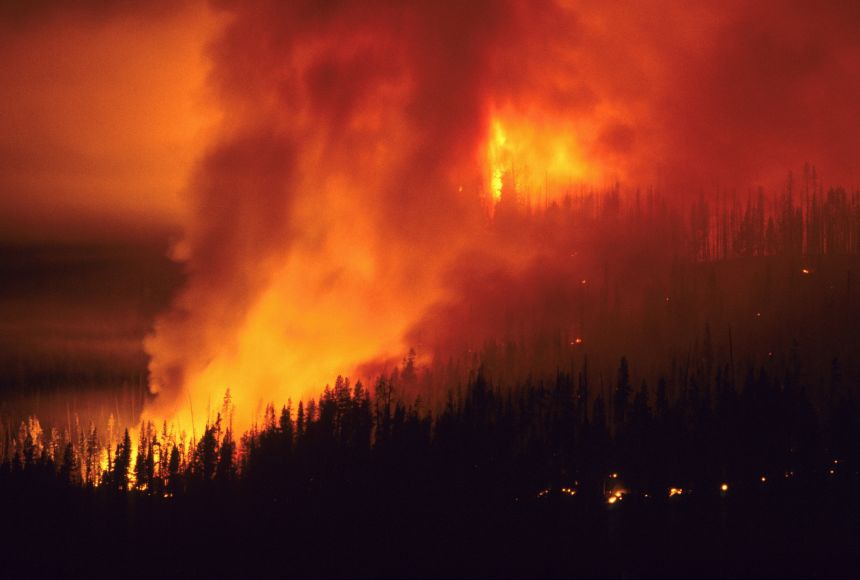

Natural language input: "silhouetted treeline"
[3,343,857,497]
[493,165,860,261]
[4,171,860,575]
[4,350,860,577]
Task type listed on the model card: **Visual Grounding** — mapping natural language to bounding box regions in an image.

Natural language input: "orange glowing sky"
[0,1,220,241]
[2,1,858,241]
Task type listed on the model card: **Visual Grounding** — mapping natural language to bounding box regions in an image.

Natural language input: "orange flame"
[483,109,607,209]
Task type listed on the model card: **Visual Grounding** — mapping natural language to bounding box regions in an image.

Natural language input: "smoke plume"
[144,0,860,429]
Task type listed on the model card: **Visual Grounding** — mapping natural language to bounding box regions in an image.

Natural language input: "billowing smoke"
[144,0,860,430]
[144,0,533,427]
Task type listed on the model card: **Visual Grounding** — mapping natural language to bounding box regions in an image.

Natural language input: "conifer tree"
[113,429,132,492]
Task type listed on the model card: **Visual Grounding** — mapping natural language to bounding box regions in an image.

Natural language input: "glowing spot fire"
[607,488,626,505]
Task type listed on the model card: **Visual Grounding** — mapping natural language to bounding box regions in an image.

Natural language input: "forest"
[3,172,860,576]
[4,0,860,575]
[2,350,859,576]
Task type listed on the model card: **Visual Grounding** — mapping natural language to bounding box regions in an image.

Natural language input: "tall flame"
[488,119,508,203]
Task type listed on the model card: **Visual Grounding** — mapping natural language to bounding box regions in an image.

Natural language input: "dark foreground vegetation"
[3,352,860,577]
[4,172,860,576]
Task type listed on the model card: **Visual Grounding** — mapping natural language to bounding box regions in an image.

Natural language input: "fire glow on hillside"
[4,3,860,576]
[136,0,860,433]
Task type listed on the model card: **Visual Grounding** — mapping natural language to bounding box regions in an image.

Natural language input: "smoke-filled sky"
[2,0,859,429]
[2,0,858,241]
[0,0,220,241]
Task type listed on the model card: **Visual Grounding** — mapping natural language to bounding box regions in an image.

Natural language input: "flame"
[483,110,601,208]
[487,119,508,203]
[166,246,423,430]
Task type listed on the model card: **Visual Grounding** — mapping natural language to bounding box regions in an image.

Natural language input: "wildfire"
[483,111,600,210]
[487,119,508,203]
